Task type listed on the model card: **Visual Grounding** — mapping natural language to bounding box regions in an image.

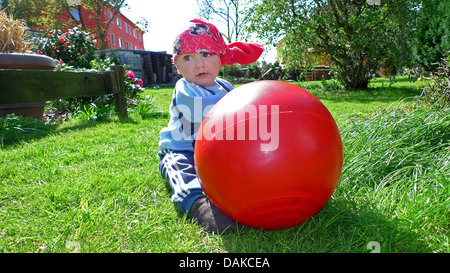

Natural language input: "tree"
[197,0,249,42]
[413,0,450,72]
[246,0,419,89]
[6,0,128,50]
[56,0,127,50]
[3,0,51,29]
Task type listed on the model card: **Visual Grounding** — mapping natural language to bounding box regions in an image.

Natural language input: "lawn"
[0,76,448,253]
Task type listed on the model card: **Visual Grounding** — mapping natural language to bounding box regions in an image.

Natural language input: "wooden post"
[110,65,128,118]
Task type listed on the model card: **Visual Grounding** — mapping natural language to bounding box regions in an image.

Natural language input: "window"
[111,34,116,46]
[133,29,137,38]
[70,9,80,21]
[119,38,124,48]
[117,18,122,28]
[124,23,128,33]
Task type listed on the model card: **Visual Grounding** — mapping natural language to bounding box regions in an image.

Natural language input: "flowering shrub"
[32,27,96,68]
[89,59,144,99]
[125,69,144,99]
[421,55,450,109]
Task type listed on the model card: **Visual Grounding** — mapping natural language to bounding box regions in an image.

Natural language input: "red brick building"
[100,8,145,50]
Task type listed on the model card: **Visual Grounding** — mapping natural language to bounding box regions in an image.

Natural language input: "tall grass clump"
[0,115,47,148]
[339,108,449,251]
[136,95,168,119]
[0,8,33,53]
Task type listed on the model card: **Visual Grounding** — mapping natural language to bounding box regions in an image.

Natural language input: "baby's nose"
[196,58,206,68]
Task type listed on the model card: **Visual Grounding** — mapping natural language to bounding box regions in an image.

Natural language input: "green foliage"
[341,108,450,188]
[3,0,50,29]
[220,63,245,78]
[74,95,115,122]
[91,59,145,100]
[245,62,262,79]
[421,55,450,108]
[6,0,128,50]
[0,114,47,148]
[303,78,344,92]
[337,107,449,252]
[89,57,115,72]
[246,0,418,89]
[136,95,168,119]
[45,58,144,122]
[413,0,450,72]
[32,27,96,68]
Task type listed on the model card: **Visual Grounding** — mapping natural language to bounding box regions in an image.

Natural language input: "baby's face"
[176,52,221,87]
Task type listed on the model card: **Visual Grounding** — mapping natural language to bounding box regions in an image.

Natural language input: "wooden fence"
[0,65,127,118]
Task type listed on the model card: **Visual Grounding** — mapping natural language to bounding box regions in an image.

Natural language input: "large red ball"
[194,81,343,229]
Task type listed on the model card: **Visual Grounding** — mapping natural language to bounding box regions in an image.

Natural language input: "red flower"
[37,50,43,55]
[135,78,144,88]
[126,70,135,80]
[58,36,65,44]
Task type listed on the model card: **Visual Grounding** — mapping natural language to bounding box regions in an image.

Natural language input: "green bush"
[421,55,450,109]
[245,63,262,79]
[220,63,245,78]
[413,0,450,72]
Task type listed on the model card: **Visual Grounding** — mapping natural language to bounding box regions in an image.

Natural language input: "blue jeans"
[158,150,205,215]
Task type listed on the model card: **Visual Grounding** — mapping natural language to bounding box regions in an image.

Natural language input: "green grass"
[0,76,448,253]
[306,77,427,120]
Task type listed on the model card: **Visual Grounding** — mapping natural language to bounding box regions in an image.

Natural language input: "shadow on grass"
[0,114,140,150]
[219,196,431,253]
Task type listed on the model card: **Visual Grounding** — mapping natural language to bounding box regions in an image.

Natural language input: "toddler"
[158,19,263,234]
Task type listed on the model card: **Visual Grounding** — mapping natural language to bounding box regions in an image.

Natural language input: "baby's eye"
[183,55,193,61]
[202,53,212,58]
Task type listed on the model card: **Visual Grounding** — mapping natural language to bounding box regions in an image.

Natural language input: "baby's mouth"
[197,72,208,77]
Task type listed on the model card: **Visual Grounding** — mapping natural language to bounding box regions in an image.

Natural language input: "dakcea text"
[179,257,270,270]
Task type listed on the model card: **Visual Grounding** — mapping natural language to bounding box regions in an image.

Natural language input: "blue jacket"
[159,78,233,152]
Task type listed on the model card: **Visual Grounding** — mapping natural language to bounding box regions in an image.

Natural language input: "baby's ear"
[174,62,180,74]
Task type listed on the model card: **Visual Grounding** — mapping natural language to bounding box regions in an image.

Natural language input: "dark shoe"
[190,197,242,234]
